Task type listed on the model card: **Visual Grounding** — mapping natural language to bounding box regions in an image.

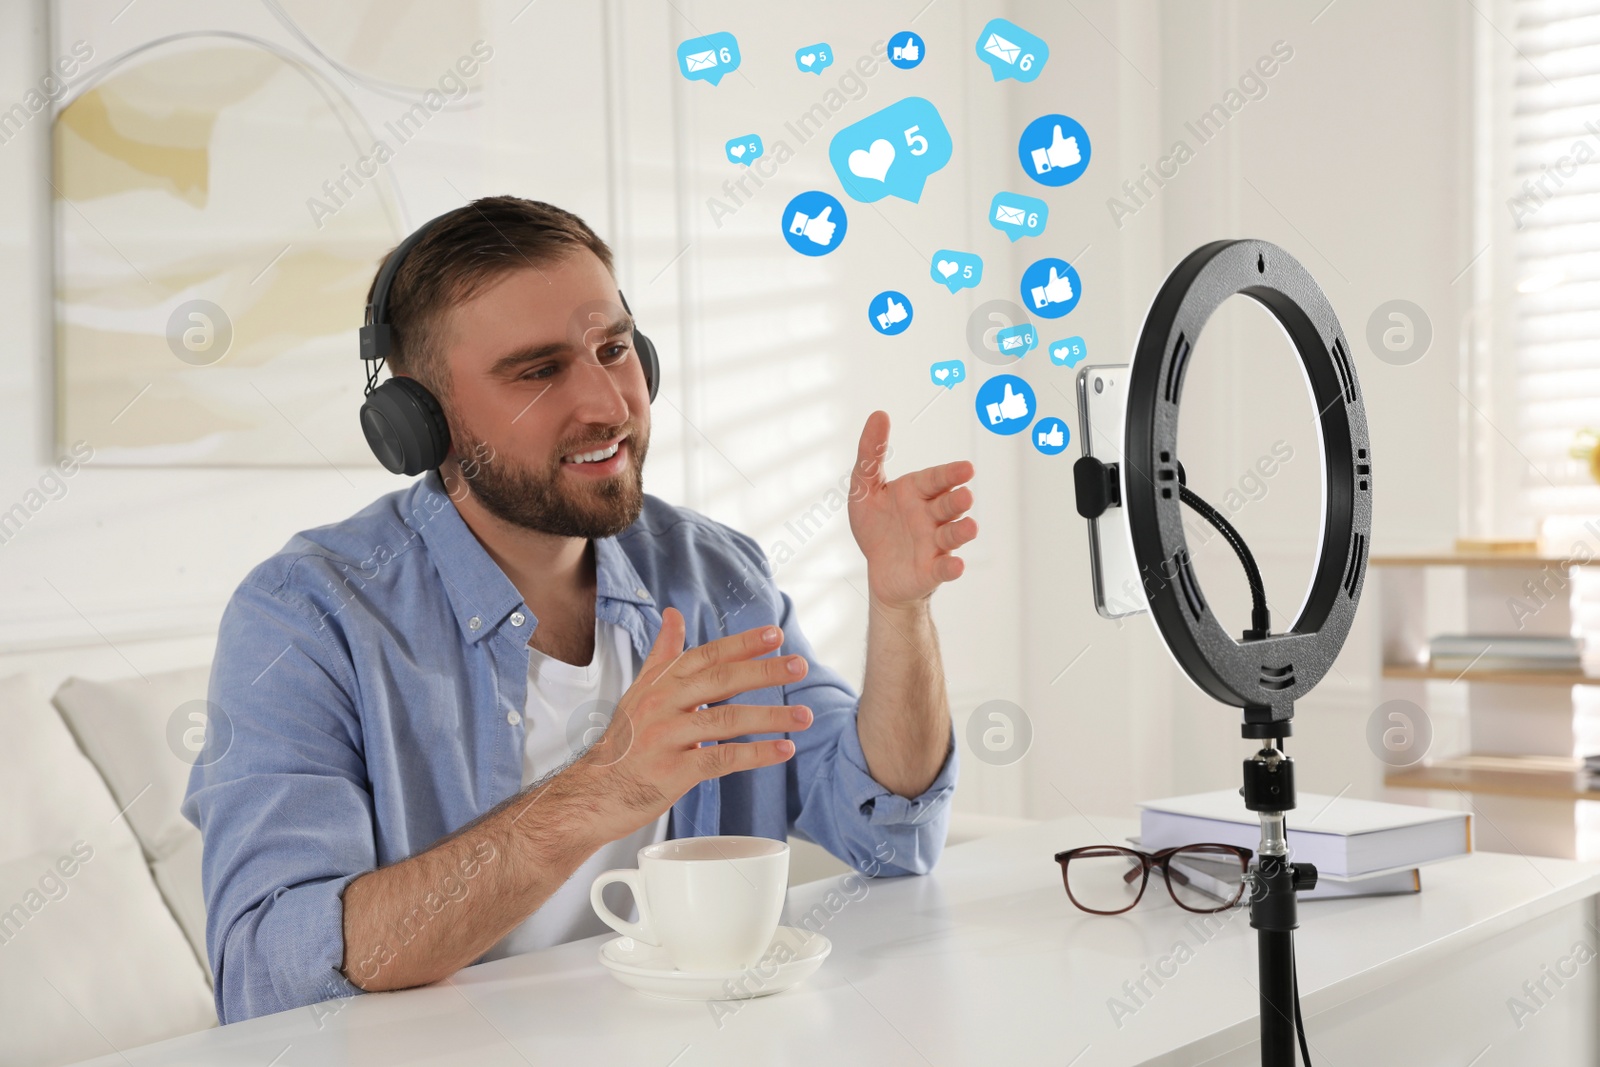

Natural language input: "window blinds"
[1512,0,1600,515]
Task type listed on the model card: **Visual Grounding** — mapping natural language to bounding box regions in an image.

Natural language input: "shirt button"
[507,711,521,726]
[468,616,482,631]
[635,587,649,598]
[510,612,526,626]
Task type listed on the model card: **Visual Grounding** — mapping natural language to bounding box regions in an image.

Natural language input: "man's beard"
[448,420,649,539]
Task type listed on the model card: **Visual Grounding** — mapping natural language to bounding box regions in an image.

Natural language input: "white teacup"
[590,835,789,972]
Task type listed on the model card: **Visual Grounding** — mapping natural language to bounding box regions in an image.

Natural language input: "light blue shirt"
[182,469,958,1024]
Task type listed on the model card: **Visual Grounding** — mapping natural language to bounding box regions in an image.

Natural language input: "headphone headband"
[359,215,448,366]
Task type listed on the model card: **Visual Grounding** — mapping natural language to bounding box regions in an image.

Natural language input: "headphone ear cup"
[360,376,451,475]
[633,328,660,402]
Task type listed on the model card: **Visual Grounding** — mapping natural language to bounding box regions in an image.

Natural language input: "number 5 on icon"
[904,125,928,156]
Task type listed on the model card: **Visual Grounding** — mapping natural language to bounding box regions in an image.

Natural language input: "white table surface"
[76,814,1600,1066]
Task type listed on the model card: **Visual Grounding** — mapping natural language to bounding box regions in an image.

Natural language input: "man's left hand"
[847,410,978,609]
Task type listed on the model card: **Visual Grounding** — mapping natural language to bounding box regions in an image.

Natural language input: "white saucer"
[598,925,831,1001]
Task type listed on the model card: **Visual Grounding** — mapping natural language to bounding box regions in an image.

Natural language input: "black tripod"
[1086,240,1373,1067]
[1242,712,1318,1066]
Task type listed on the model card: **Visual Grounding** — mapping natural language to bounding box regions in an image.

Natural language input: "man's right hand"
[340,607,812,993]
[574,606,812,842]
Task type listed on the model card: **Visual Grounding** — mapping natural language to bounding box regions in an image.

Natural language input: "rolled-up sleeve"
[775,581,957,878]
[182,573,373,1024]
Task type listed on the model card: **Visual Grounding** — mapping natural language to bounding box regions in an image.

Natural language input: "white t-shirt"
[481,616,669,961]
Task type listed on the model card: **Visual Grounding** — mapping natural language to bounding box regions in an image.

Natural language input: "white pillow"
[152,831,208,978]
[0,672,215,1064]
[51,666,212,975]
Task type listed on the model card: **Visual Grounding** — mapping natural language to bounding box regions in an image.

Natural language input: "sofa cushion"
[152,830,208,976]
[51,666,212,977]
[0,672,215,1065]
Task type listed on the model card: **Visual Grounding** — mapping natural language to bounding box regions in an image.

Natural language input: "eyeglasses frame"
[1052,843,1254,915]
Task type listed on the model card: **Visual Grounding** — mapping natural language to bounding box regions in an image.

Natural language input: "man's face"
[433,249,651,538]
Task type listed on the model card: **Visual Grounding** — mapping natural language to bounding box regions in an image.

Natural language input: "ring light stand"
[1080,239,1372,1066]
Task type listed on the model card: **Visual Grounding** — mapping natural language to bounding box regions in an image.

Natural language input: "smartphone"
[1076,364,1148,619]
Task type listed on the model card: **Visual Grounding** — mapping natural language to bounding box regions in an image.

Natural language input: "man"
[182,196,978,1024]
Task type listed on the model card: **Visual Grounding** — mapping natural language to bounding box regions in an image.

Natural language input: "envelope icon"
[994,203,1027,226]
[984,33,1020,65]
[1001,334,1023,350]
[685,49,719,72]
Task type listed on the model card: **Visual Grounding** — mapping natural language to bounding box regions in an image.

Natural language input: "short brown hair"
[367,196,614,398]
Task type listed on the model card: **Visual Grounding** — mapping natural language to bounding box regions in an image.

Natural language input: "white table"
[77,816,1600,1066]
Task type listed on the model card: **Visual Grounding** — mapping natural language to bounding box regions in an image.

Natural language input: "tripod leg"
[1258,925,1297,1065]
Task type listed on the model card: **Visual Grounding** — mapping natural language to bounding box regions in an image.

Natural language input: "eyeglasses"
[1052,843,1253,914]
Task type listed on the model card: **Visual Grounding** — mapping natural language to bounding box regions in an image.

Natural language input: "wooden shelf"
[1382,663,1599,687]
[1371,552,1597,568]
[1386,754,1600,802]
[1375,543,1600,853]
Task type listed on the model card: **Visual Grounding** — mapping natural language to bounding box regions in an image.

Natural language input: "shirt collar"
[412,470,655,645]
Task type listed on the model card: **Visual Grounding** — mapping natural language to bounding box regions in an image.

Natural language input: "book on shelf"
[1137,789,1471,879]
[1426,633,1584,673]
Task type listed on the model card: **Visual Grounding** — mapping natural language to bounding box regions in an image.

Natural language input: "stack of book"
[1134,790,1473,902]
[1427,634,1584,674]
[1584,755,1600,789]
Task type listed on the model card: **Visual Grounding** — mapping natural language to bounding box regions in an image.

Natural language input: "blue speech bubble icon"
[930,249,982,293]
[930,360,965,388]
[975,373,1036,435]
[1021,257,1081,318]
[1019,114,1090,187]
[975,18,1048,83]
[869,290,913,336]
[678,32,740,86]
[795,43,833,75]
[889,31,925,69]
[725,134,762,166]
[994,323,1038,357]
[1032,416,1070,455]
[989,192,1048,242]
[828,97,953,204]
[782,191,847,256]
[1049,336,1087,367]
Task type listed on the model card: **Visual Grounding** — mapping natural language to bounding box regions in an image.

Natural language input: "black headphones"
[357,210,660,476]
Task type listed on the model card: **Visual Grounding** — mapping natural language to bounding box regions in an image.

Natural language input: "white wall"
[0,1,1473,828]
[603,0,1034,818]
[1013,0,1475,820]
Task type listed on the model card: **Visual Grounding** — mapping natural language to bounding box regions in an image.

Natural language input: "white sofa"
[0,657,1031,1065]
[0,669,214,1067]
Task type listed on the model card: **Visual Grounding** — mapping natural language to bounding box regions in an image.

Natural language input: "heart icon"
[847,138,895,182]
[935,368,949,380]
[801,53,815,66]
[937,260,958,278]
[730,145,745,157]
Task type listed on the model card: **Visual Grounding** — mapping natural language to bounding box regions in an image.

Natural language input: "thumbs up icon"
[782,192,848,257]
[1018,114,1090,190]
[1031,125,1082,175]
[1030,266,1074,309]
[985,382,1030,425]
[789,204,838,247]
[870,290,913,335]
[1031,416,1070,454]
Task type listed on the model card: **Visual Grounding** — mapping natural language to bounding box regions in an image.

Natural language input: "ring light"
[1094,238,1373,1066]
[1123,238,1372,732]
